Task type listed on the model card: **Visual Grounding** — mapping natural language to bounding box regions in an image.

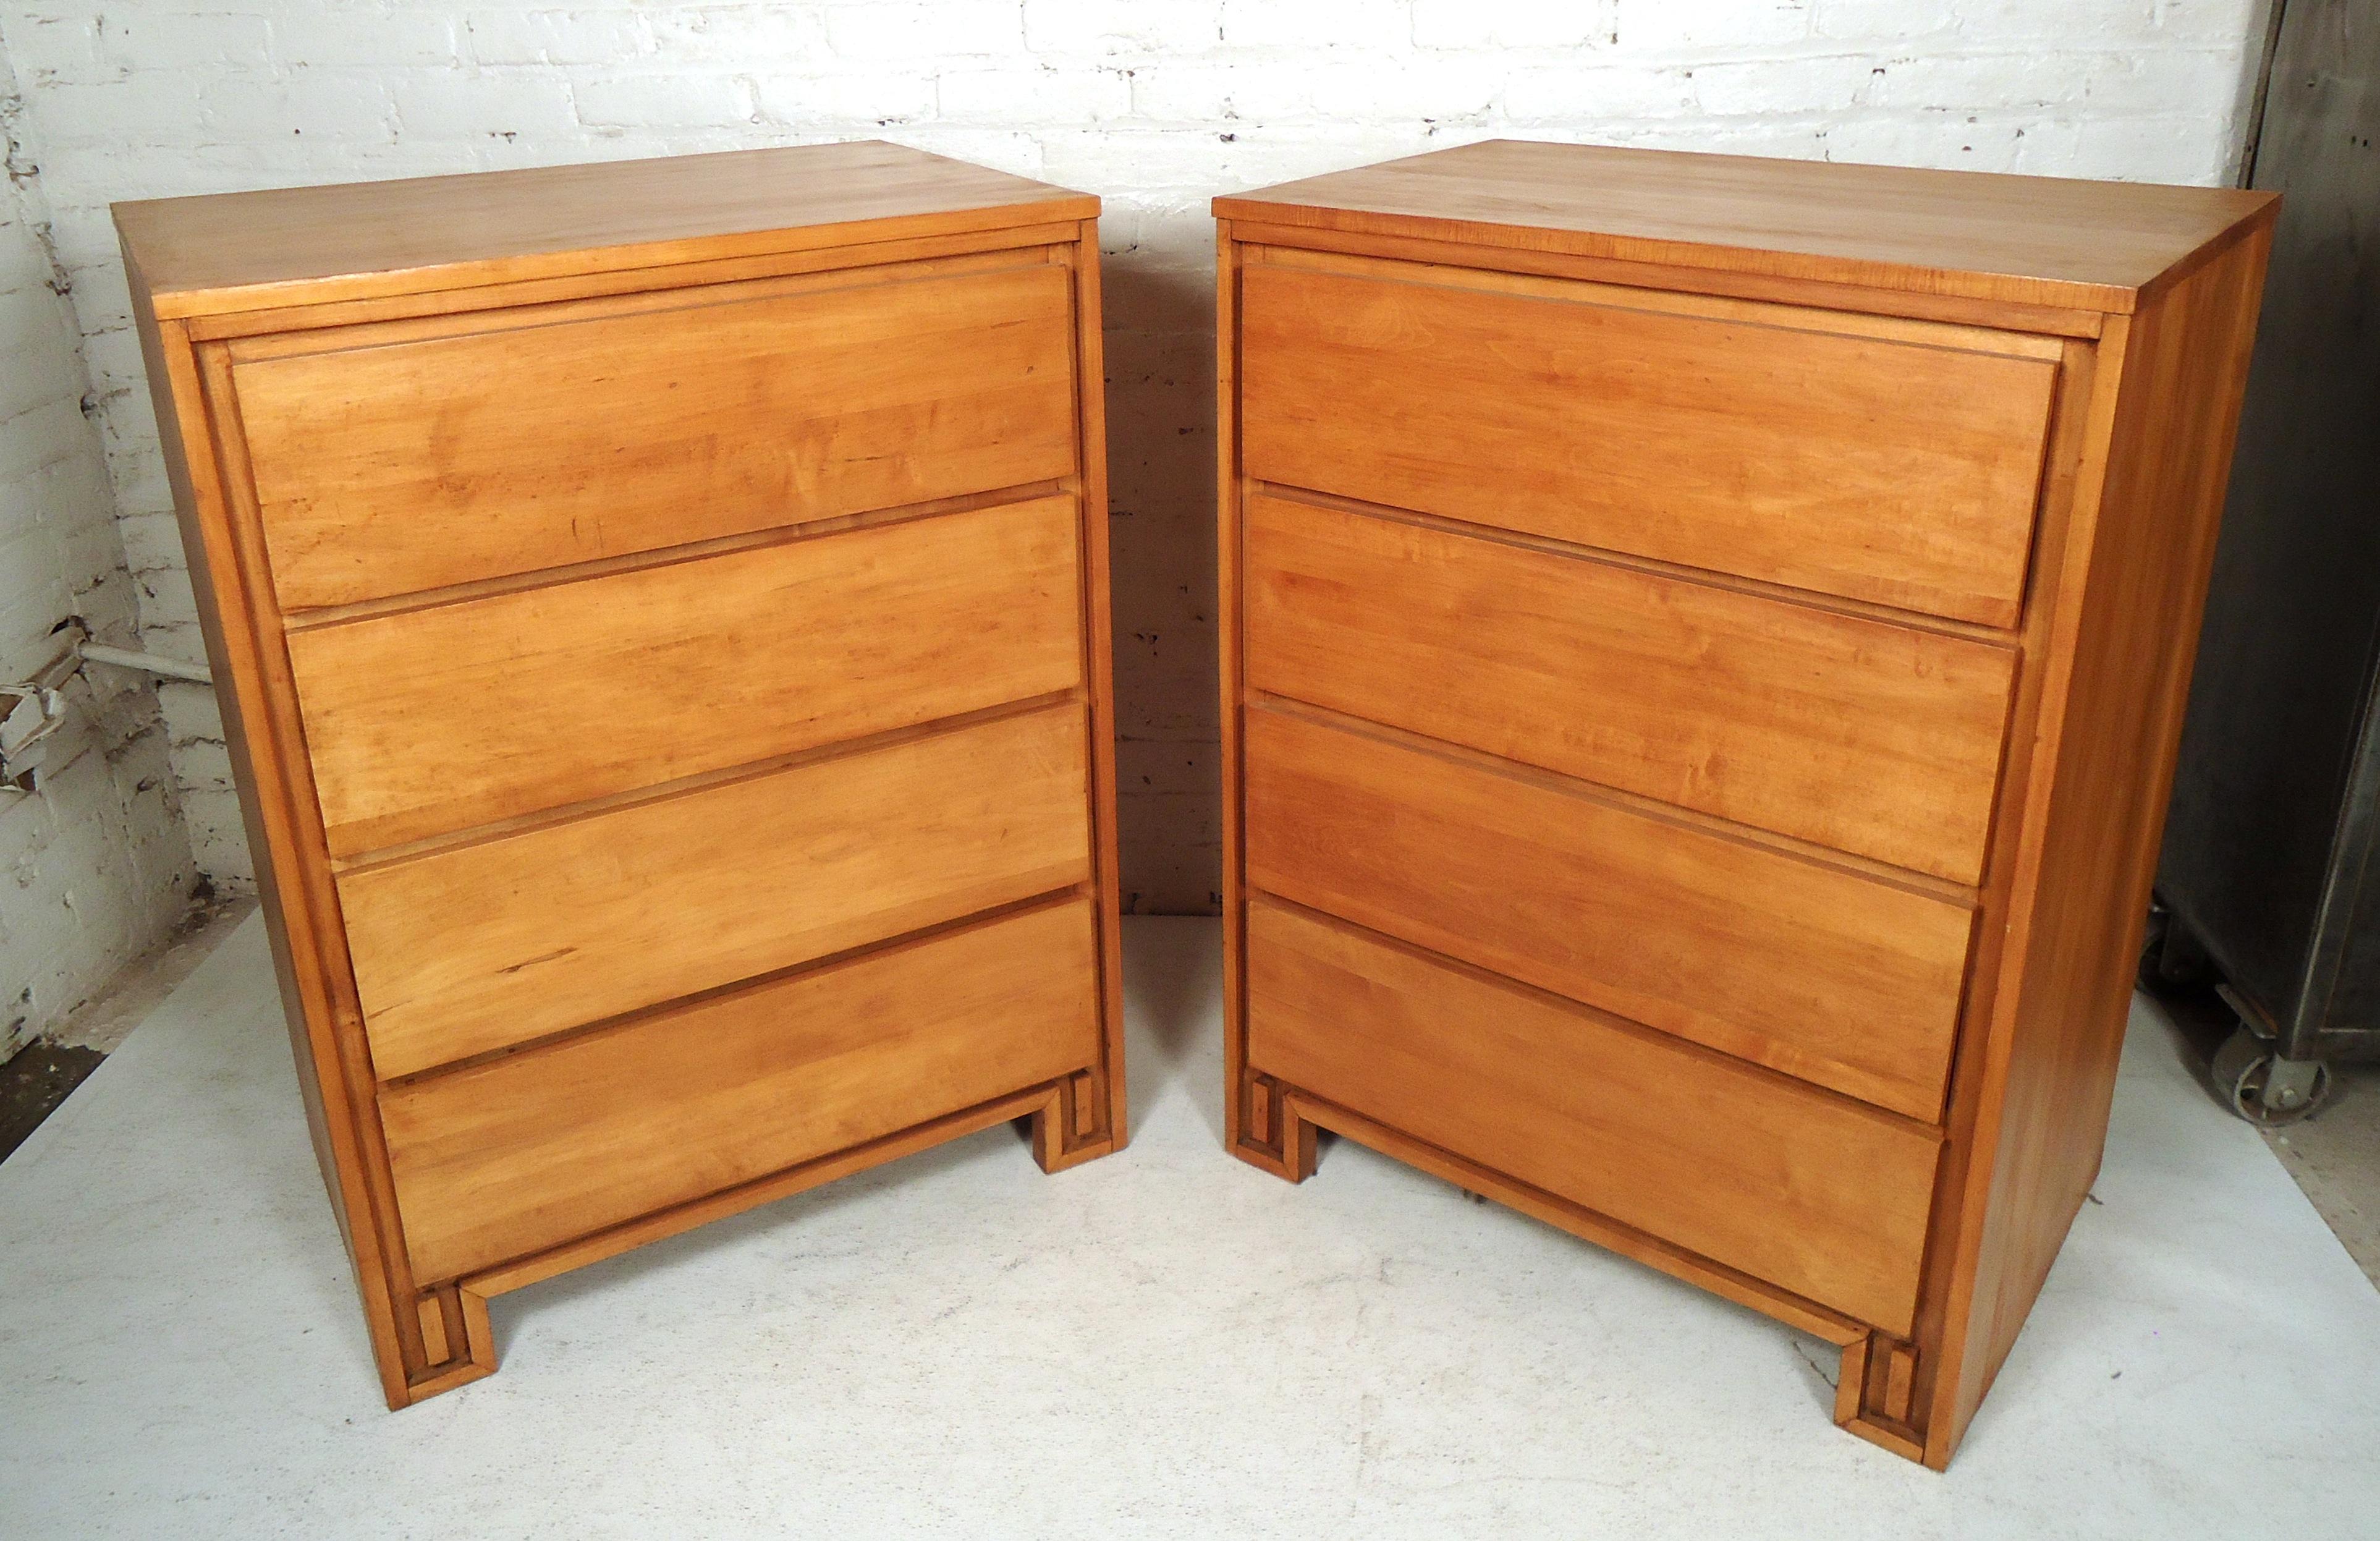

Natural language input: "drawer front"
[1247,899,1941,1334]
[342,702,1091,1080]
[383,897,1101,1284]
[1239,258,2056,626]
[234,259,1079,608]
[1243,707,1973,1121]
[291,495,1085,859]
[1245,494,2016,883]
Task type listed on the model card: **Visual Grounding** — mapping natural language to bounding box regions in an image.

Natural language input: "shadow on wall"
[1100,249,1223,917]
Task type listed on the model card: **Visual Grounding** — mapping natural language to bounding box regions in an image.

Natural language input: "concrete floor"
[4,916,2378,1538]
[2150,978,2380,1288]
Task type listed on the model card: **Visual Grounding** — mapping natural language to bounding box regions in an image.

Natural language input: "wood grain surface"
[1215,138,2277,312]
[1247,898,1941,1333]
[115,139,1096,318]
[342,702,1092,1081]
[1240,258,2057,624]
[1244,493,2017,881]
[237,258,1077,606]
[1242,705,1975,1120]
[290,495,1084,857]
[383,897,1101,1284]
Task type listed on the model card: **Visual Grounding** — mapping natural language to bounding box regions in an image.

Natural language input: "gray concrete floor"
[0,898,252,1161]
[2148,977,2380,1286]
[2263,1066,2380,1285]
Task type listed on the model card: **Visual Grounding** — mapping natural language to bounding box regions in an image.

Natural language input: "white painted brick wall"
[0,35,198,1059]
[0,0,2262,912]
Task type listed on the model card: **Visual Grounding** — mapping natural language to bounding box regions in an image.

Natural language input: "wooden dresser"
[1214,141,2276,1466]
[117,142,1127,1406]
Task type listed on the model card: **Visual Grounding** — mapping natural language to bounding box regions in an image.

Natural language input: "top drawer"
[1237,253,2059,627]
[229,255,1080,609]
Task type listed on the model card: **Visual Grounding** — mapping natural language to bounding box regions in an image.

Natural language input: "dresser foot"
[1031,1070,1120,1174]
[1834,1331,1932,1466]
[1229,1073,1319,1183]
[396,1283,497,1406]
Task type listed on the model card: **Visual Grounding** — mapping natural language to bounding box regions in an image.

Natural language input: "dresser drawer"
[1243,706,1973,1121]
[1239,257,2057,626]
[382,896,1101,1284]
[1247,898,1940,1333]
[341,702,1092,1080]
[290,495,1085,859]
[233,258,1080,608]
[1245,494,2016,882]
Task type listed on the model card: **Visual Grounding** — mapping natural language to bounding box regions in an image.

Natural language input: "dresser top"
[1214,139,2276,314]
[116,140,1097,320]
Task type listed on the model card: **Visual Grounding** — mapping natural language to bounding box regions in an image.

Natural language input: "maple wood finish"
[1217,141,2276,1467]
[119,143,1126,1407]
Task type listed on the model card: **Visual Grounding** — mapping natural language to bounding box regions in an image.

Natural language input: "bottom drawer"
[1245,897,1941,1334]
[381,897,1102,1284]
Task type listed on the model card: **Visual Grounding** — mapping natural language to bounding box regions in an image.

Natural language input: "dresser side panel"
[1939,219,2276,1461]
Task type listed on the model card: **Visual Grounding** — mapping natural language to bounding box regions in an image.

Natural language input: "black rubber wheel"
[2209,1024,2334,1126]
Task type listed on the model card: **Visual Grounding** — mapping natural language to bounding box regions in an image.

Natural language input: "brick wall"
[0,1,2263,912]
[0,33,197,1059]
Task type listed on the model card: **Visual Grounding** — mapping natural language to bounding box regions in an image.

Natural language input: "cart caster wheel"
[2210,1025,2332,1126]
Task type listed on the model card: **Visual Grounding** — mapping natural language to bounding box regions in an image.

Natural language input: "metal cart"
[2148,0,2379,1124]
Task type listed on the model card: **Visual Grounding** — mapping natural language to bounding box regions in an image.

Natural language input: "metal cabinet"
[2151,0,2380,1123]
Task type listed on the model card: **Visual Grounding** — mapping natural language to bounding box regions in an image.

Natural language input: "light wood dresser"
[1214,140,2276,1466]
[117,142,1127,1407]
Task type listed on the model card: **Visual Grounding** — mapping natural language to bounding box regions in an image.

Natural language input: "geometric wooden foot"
[395,1282,496,1407]
[1835,1331,1929,1465]
[1030,1068,1121,1175]
[1229,1071,1319,1183]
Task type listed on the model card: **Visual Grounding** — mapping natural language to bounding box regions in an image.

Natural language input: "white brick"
[116,512,187,577]
[1863,53,2094,111]
[646,8,827,66]
[1952,0,2162,44]
[97,12,275,72]
[19,78,206,144]
[570,73,756,130]
[0,14,105,85]
[1693,54,1881,116]
[1027,0,1222,54]
[463,10,653,67]
[1503,65,1698,122]
[752,70,934,129]
[1620,0,1812,51]
[2079,48,2242,113]
[937,66,1130,124]
[1815,0,1960,41]
[199,75,398,142]
[394,73,580,139]
[1216,0,1405,48]
[1413,0,1616,49]
[826,4,1023,61]
[273,10,464,69]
